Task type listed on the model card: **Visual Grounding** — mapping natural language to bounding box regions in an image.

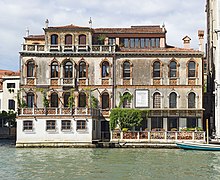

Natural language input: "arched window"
[102,61,110,77]
[51,62,58,78]
[123,61,130,78]
[153,92,161,108]
[79,61,86,78]
[51,34,58,45]
[122,92,132,108]
[102,92,109,109]
[51,92,58,107]
[27,61,35,77]
[153,61,160,78]
[188,92,196,108]
[64,61,73,78]
[64,92,70,107]
[79,92,86,107]
[27,92,34,108]
[188,61,196,77]
[169,61,177,77]
[65,34,72,45]
[79,34,86,45]
[169,92,177,108]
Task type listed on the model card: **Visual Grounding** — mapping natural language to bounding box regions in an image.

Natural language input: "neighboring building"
[0,70,20,138]
[206,0,220,138]
[16,20,204,147]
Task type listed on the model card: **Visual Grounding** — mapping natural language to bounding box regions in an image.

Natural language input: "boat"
[176,142,220,151]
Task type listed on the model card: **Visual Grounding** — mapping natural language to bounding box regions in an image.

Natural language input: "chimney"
[182,36,191,49]
[198,30,204,52]
[25,27,29,37]
[45,19,49,28]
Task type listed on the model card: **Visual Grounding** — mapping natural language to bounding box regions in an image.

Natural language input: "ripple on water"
[1,146,220,180]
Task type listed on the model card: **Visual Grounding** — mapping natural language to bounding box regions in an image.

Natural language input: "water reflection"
[1,145,220,180]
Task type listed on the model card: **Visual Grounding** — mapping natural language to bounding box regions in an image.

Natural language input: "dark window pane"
[153,92,161,108]
[124,38,129,48]
[27,61,35,77]
[145,38,149,48]
[170,61,177,77]
[102,61,110,77]
[156,38,160,48]
[135,38,139,48]
[77,120,86,129]
[8,99,15,110]
[187,118,197,128]
[65,35,72,45]
[153,62,160,78]
[102,92,109,109]
[62,120,71,130]
[51,62,58,78]
[79,61,86,78]
[27,93,34,108]
[130,38,134,48]
[23,121,33,131]
[64,92,70,107]
[79,92,86,107]
[46,120,56,130]
[51,93,58,107]
[188,61,196,77]
[123,61,130,78]
[7,83,15,88]
[188,92,196,108]
[64,61,73,78]
[169,92,177,108]
[140,38,145,48]
[151,117,163,129]
[51,34,58,45]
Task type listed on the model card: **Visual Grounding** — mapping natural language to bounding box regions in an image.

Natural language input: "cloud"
[0,0,206,70]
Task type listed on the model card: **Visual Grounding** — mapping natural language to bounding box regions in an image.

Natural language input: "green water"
[1,141,220,180]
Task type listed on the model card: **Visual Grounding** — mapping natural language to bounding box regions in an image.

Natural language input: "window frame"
[153,92,161,108]
[169,92,177,108]
[169,61,177,78]
[188,61,196,78]
[77,120,86,130]
[102,61,110,78]
[64,61,73,78]
[51,92,58,108]
[101,92,110,109]
[23,120,33,131]
[46,120,56,131]
[61,120,71,131]
[123,61,131,79]
[51,62,59,78]
[188,92,196,108]
[79,61,86,78]
[153,61,161,78]
[27,61,35,77]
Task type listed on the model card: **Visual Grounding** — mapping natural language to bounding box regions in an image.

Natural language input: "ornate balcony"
[21,44,116,53]
[18,107,100,117]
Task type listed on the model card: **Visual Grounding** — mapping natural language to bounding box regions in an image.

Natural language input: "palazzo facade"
[16,21,204,147]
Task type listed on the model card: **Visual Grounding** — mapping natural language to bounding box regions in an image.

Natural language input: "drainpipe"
[112,54,116,108]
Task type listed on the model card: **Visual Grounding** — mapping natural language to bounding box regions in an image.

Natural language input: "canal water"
[1,141,220,180]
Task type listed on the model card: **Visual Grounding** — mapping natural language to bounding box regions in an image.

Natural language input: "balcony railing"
[111,130,206,142]
[21,44,115,53]
[19,107,100,117]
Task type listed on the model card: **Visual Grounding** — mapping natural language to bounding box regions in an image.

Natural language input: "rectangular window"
[140,38,145,48]
[187,118,197,128]
[150,38,155,47]
[145,38,149,48]
[151,117,163,130]
[8,99,15,110]
[62,120,71,130]
[135,38,139,48]
[23,121,33,131]
[7,83,15,88]
[77,120,86,130]
[124,38,129,48]
[156,38,160,48]
[130,38,135,48]
[108,38,115,45]
[46,120,56,131]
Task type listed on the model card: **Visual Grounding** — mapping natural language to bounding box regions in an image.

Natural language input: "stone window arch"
[153,61,161,78]
[51,61,59,78]
[78,92,86,107]
[79,34,86,45]
[27,60,35,77]
[188,92,196,108]
[101,92,110,109]
[27,92,34,108]
[63,61,73,78]
[122,92,132,108]
[187,60,196,78]
[51,34,58,45]
[153,92,161,108]
[123,61,131,78]
[169,92,177,108]
[169,61,177,78]
[65,34,72,45]
[51,92,59,107]
[101,61,110,78]
[79,61,87,78]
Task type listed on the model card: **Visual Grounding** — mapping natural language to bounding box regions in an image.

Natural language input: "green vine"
[91,95,98,108]
[68,88,75,108]
[118,92,133,108]
[17,89,27,108]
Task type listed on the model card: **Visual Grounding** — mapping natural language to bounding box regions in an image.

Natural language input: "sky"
[0,0,206,71]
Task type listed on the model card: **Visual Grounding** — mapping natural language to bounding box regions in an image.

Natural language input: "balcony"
[18,107,100,117]
[21,44,116,53]
[111,130,205,143]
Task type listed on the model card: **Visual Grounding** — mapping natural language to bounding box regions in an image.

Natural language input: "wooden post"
[206,119,209,144]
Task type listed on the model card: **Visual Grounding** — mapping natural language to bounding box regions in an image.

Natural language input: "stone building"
[16,20,204,147]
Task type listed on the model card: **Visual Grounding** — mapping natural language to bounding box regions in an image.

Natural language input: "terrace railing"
[111,130,206,142]
[19,107,100,117]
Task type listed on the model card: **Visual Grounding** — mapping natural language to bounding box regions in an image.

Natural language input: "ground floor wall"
[16,117,100,147]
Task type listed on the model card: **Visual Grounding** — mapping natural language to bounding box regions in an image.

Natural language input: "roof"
[0,70,20,78]
[94,25,164,34]
[24,35,45,40]
[46,24,91,31]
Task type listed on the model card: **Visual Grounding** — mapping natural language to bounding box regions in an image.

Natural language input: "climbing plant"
[68,88,75,108]
[110,108,143,130]
[118,92,133,108]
